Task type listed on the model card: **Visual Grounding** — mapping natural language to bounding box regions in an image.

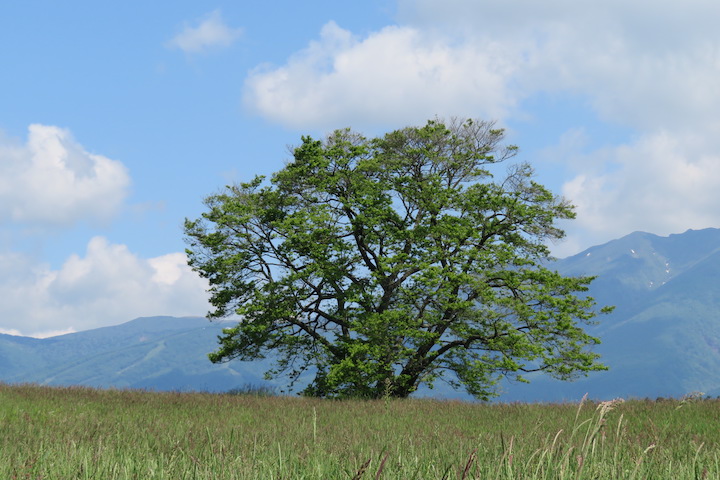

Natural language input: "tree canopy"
[184,118,610,400]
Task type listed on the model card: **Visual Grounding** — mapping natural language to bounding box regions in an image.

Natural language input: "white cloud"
[0,237,210,337]
[0,125,130,226]
[167,10,242,54]
[245,21,518,130]
[393,0,720,133]
[3,327,77,339]
[553,129,720,256]
[0,328,24,337]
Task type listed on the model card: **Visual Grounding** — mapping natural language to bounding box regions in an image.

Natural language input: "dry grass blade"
[375,452,389,479]
[461,449,477,480]
[352,458,372,480]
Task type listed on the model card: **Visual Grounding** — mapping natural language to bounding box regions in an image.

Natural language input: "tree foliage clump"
[184,118,610,399]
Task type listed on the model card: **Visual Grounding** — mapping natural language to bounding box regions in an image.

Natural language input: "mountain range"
[0,316,276,393]
[3,227,720,402]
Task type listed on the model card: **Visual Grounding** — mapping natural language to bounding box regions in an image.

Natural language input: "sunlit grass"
[0,383,717,478]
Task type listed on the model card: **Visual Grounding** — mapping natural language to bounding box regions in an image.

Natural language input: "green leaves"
[184,118,611,399]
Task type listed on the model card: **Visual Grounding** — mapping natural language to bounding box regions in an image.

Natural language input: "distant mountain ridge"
[3,228,720,401]
[0,316,275,393]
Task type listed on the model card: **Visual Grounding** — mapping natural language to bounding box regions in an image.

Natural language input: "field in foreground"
[0,384,717,479]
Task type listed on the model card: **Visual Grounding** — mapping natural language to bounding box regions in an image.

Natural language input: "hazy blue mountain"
[3,228,720,402]
[0,316,277,393]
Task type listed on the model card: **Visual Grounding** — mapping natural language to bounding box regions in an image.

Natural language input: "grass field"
[0,383,717,479]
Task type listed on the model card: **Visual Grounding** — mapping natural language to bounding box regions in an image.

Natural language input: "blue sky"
[2,0,719,337]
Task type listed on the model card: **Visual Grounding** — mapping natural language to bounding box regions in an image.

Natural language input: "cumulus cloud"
[553,129,720,256]
[167,10,242,54]
[0,237,210,337]
[245,21,518,130]
[395,0,720,127]
[0,125,130,226]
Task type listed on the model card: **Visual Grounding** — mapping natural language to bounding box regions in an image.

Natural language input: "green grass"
[0,384,717,479]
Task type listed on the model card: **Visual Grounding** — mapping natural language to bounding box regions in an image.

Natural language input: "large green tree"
[184,119,610,399]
